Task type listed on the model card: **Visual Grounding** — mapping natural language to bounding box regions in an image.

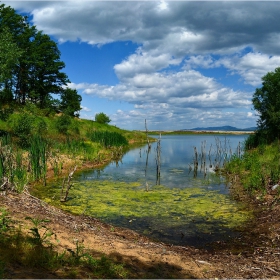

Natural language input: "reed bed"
[192,136,244,178]
[29,135,47,184]
[86,130,128,147]
[0,134,28,192]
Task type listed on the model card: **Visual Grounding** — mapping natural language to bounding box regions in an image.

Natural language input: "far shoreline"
[136,130,254,135]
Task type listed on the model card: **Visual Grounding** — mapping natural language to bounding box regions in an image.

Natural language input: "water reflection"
[78,134,248,193]
[39,134,252,248]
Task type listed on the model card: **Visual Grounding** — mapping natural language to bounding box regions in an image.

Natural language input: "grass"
[0,208,129,279]
[86,130,128,147]
[0,105,151,278]
[0,105,147,189]
[225,140,280,195]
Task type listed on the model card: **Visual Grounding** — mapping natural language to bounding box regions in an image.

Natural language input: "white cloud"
[114,49,181,79]
[218,52,280,86]
[81,106,91,112]
[73,69,252,113]
[6,1,274,129]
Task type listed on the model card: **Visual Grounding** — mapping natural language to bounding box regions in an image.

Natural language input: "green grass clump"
[87,130,128,147]
[0,208,129,279]
[225,141,280,194]
[29,135,47,183]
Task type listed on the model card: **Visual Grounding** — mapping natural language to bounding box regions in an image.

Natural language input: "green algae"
[33,179,253,246]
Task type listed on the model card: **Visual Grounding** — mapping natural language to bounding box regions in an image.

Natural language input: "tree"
[0,3,33,104]
[60,88,82,117]
[27,31,69,108]
[95,112,111,124]
[252,67,280,143]
[0,3,69,109]
[0,27,22,82]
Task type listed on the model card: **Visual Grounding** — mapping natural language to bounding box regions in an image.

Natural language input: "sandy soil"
[1,186,280,279]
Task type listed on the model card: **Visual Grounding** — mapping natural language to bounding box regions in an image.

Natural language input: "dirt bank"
[1,186,280,279]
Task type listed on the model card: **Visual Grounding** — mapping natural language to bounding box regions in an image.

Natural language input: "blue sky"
[4,1,280,130]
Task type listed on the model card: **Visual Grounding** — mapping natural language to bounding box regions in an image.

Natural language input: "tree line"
[0,3,81,117]
[245,67,280,148]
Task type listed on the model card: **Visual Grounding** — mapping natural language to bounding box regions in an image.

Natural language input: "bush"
[8,113,34,147]
[244,131,268,150]
[0,107,13,121]
[95,113,111,124]
[55,114,72,134]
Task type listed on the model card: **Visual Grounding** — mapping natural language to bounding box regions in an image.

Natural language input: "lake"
[40,134,252,248]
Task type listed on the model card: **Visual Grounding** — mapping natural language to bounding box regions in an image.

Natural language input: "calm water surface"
[67,134,251,247]
[79,134,247,192]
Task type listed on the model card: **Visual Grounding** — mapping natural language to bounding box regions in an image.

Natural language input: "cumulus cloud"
[5,0,276,129]
[71,69,251,111]
[81,106,91,112]
[8,1,280,55]
[217,52,280,86]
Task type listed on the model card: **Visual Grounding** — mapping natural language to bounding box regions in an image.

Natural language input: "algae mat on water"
[39,180,252,247]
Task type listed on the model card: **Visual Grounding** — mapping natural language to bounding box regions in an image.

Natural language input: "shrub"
[55,114,72,134]
[95,113,111,124]
[0,107,13,121]
[244,131,267,150]
[8,113,34,147]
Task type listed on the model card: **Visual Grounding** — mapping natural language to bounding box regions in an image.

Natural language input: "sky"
[3,1,280,131]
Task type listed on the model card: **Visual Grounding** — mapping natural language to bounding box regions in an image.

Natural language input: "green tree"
[27,31,69,108]
[252,67,280,143]
[0,3,34,104]
[0,27,22,82]
[60,88,82,117]
[0,3,69,108]
[95,112,111,124]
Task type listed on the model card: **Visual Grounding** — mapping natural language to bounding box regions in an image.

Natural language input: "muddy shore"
[1,180,280,279]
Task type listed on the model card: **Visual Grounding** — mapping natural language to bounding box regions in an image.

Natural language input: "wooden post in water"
[60,166,77,202]
[156,133,161,185]
[145,119,151,152]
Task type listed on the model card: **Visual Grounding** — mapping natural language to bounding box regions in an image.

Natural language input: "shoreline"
[1,138,280,278]
[1,179,280,278]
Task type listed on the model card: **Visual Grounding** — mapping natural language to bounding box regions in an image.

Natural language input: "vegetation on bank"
[146,130,253,136]
[0,106,147,278]
[0,104,147,190]
[225,141,280,197]
[224,67,280,200]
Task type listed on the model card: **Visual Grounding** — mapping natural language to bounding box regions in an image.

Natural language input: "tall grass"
[0,135,14,187]
[29,135,47,184]
[225,140,280,194]
[12,151,28,192]
[51,136,99,162]
[87,130,128,147]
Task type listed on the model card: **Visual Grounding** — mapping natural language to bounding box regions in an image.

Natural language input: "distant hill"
[187,126,256,132]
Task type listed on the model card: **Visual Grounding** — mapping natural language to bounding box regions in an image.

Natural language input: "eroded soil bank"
[1,185,280,279]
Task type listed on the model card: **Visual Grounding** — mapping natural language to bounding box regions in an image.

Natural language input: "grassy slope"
[0,105,150,192]
[0,107,152,278]
[225,141,280,197]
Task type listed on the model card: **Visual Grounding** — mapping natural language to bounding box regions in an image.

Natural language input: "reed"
[13,151,28,192]
[0,137,13,181]
[86,130,128,147]
[191,137,243,178]
[29,135,47,184]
